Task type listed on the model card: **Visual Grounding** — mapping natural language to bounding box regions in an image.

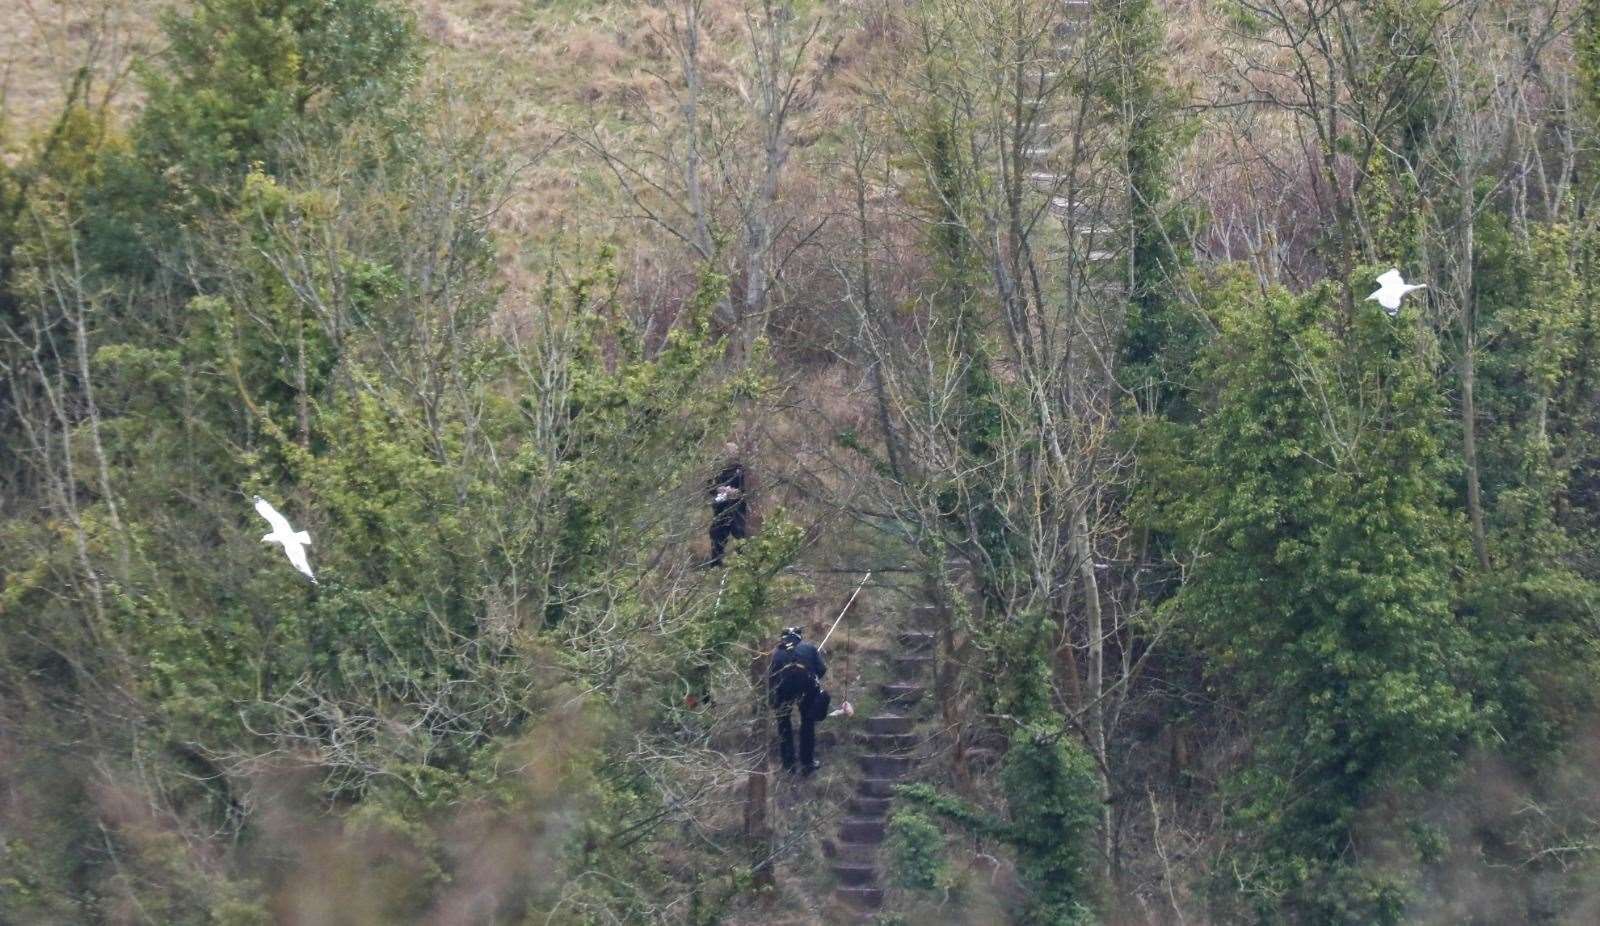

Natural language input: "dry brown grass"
[0,0,155,148]
[3,0,1280,306]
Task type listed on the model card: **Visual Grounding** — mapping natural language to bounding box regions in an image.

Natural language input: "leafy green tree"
[1145,279,1478,922]
[1101,0,1197,413]
[139,0,416,186]
[1449,215,1600,766]
[87,0,417,277]
[901,724,1100,924]
[0,6,774,902]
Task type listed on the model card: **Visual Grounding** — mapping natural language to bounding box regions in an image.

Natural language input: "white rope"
[819,570,871,651]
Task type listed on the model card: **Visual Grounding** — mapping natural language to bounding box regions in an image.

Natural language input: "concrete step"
[858,778,900,799]
[836,886,885,910]
[880,682,926,706]
[859,753,916,778]
[863,714,914,736]
[832,862,878,887]
[910,603,943,627]
[834,840,879,862]
[848,794,894,817]
[892,654,934,679]
[839,816,887,843]
[857,731,919,754]
[896,630,936,651]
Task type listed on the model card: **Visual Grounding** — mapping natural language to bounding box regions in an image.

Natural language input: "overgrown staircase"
[827,608,939,917]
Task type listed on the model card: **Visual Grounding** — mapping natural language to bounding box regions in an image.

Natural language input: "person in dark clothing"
[769,626,827,774]
[707,443,750,566]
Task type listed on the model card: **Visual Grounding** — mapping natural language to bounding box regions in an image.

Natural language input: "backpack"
[806,685,832,723]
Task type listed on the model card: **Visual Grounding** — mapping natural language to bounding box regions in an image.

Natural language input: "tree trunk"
[1074,507,1113,883]
[296,304,311,448]
[746,651,774,890]
[674,0,733,331]
[1458,175,1491,571]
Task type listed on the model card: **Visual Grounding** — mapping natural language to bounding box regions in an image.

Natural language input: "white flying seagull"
[253,496,316,584]
[1368,268,1427,316]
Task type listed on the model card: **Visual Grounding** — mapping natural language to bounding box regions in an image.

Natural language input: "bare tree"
[575,0,837,359]
[821,0,1187,885]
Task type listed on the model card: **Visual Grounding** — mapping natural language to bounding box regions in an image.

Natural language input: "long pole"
[819,571,871,651]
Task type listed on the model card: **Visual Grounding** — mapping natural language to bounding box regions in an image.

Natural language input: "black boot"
[776,706,797,772]
[798,713,817,774]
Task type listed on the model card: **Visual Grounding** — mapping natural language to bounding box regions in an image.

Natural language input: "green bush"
[886,808,946,891]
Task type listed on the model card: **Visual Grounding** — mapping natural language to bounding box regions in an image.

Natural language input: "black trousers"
[774,692,816,770]
[708,510,747,565]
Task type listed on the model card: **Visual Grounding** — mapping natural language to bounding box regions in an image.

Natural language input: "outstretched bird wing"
[254,496,294,535]
[1376,268,1404,289]
[283,542,317,583]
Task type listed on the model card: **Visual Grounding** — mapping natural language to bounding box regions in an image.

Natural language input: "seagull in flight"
[1367,268,1427,316]
[254,496,316,584]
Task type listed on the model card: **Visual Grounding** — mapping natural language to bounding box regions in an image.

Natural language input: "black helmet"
[780,626,803,645]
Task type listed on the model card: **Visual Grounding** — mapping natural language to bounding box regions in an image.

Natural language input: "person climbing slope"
[769,626,827,775]
[706,441,750,566]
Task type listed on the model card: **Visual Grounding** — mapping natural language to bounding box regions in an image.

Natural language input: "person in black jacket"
[769,626,827,774]
[707,442,749,567]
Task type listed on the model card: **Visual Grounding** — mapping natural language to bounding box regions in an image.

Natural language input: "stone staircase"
[827,621,938,917]
[1026,0,1126,281]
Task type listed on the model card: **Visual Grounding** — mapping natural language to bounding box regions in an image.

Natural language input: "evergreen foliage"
[900,724,1099,923]
[1103,0,1198,411]
[1143,279,1479,921]
[4,0,1600,921]
[885,808,946,890]
[1,0,781,918]
[139,0,417,185]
